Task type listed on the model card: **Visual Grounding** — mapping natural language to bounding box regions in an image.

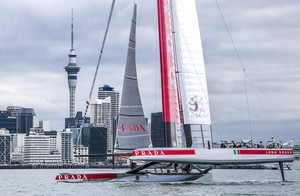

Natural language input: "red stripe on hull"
[237,149,293,155]
[55,173,118,181]
[132,149,195,156]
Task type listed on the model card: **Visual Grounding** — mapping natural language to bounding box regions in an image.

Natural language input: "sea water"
[0,163,299,196]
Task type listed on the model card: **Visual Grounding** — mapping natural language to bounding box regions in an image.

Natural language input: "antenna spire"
[71,8,74,50]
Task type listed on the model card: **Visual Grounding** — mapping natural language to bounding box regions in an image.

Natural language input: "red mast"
[157,0,181,147]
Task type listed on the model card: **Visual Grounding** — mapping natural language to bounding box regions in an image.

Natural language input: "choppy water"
[0,162,300,196]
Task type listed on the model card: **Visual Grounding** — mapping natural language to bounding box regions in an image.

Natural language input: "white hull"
[130,148,294,165]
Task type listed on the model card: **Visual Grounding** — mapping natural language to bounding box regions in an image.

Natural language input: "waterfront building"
[57,129,73,164]
[23,134,61,164]
[11,134,25,163]
[98,85,119,153]
[67,128,80,145]
[30,127,44,135]
[39,120,50,131]
[0,129,12,164]
[11,152,23,164]
[151,112,166,147]
[90,97,111,153]
[4,106,35,135]
[17,108,35,136]
[81,123,107,162]
[65,111,90,129]
[6,106,22,116]
[73,145,88,165]
[44,131,58,153]
[0,110,17,134]
[11,133,25,153]
[64,11,80,118]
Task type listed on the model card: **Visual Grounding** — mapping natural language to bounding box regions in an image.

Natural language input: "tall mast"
[157,0,212,148]
[157,0,181,147]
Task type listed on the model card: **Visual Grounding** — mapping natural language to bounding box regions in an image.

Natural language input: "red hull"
[55,173,119,181]
[55,172,207,182]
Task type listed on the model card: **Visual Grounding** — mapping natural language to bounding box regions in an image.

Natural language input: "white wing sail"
[173,0,211,125]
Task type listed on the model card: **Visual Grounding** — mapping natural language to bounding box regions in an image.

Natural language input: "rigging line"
[214,0,278,135]
[214,0,251,135]
[76,0,116,148]
[244,69,253,140]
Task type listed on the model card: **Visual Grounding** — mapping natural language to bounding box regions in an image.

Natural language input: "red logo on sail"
[188,96,205,117]
[118,124,146,132]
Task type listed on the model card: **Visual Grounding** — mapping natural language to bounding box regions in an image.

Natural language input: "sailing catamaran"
[55,0,293,182]
[127,0,293,181]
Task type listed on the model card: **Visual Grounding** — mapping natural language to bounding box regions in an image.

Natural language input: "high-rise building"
[17,108,35,136]
[81,124,107,162]
[39,120,50,132]
[57,130,73,164]
[90,97,111,152]
[11,133,25,163]
[65,111,90,129]
[151,112,166,147]
[44,131,58,153]
[90,97,111,125]
[64,11,80,118]
[0,110,17,134]
[3,106,35,135]
[73,145,88,165]
[0,129,12,164]
[64,128,80,145]
[98,85,119,120]
[6,106,22,117]
[97,85,119,153]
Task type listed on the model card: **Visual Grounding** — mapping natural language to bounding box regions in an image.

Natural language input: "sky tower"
[64,10,80,118]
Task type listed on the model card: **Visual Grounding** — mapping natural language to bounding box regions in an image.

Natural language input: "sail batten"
[114,4,151,152]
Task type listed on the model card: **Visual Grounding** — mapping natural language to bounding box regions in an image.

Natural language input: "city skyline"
[0,1,300,142]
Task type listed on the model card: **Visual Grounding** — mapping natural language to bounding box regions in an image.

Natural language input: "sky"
[0,0,299,144]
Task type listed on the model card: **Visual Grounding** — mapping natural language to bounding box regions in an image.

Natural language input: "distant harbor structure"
[64,10,80,118]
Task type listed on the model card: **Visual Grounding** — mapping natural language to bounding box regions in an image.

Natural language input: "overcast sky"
[0,0,299,144]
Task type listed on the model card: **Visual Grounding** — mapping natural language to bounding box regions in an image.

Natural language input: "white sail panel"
[190,124,212,148]
[173,0,211,125]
